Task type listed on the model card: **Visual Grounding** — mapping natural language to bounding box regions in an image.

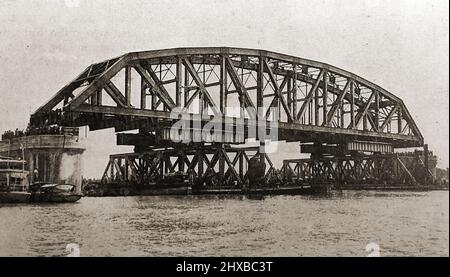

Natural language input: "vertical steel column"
[322,70,328,126]
[198,149,204,181]
[363,114,368,131]
[184,63,190,108]
[151,87,157,110]
[350,80,355,128]
[219,56,227,180]
[91,90,98,106]
[140,77,146,109]
[202,63,207,115]
[239,151,244,180]
[219,145,225,182]
[176,57,182,107]
[238,60,245,120]
[340,101,345,128]
[287,74,292,120]
[292,64,298,123]
[110,157,114,181]
[220,55,227,115]
[178,150,185,172]
[97,88,102,106]
[314,76,320,126]
[199,63,204,116]
[374,90,380,131]
[257,56,264,141]
[308,83,312,125]
[125,66,132,107]
[259,141,266,170]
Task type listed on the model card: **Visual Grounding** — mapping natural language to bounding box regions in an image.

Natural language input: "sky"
[0,0,448,177]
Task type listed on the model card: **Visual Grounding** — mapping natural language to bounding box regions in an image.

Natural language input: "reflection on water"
[0,191,448,257]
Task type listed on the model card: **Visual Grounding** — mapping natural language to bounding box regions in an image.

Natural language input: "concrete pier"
[0,134,86,193]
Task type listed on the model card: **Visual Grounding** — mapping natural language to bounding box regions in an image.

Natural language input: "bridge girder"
[30,47,423,148]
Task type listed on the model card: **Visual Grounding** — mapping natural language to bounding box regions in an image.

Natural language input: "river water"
[0,190,448,257]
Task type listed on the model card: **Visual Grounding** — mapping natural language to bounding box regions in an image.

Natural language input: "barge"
[0,158,31,203]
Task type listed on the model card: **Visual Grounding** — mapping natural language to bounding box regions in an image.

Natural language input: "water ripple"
[0,191,448,256]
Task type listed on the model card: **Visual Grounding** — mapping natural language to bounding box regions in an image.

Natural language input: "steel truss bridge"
[30,47,432,189]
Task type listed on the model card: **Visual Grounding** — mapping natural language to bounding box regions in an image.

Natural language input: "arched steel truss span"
[31,47,423,148]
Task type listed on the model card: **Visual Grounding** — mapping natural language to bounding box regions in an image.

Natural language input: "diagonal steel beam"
[134,64,176,110]
[396,155,417,185]
[263,59,294,122]
[221,148,243,185]
[35,66,91,113]
[146,66,177,108]
[324,80,350,126]
[181,57,221,116]
[125,156,138,179]
[379,105,399,131]
[224,56,256,119]
[265,76,289,119]
[185,88,200,109]
[296,69,325,121]
[366,113,376,131]
[202,150,221,181]
[351,91,376,129]
[104,82,127,107]
[64,56,127,111]
[399,102,422,142]
[101,160,112,183]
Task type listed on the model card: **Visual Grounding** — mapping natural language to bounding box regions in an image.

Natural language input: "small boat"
[0,191,31,203]
[30,183,82,203]
[0,157,31,204]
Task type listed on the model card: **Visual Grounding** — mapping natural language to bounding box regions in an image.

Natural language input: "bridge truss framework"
[29,47,431,190]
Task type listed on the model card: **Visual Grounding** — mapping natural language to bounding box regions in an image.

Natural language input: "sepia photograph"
[0,0,448,262]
